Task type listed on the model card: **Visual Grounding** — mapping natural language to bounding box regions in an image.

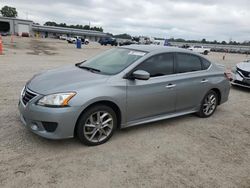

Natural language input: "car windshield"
[79,48,146,75]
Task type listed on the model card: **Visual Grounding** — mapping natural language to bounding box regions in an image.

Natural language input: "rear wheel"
[204,50,208,55]
[197,90,218,118]
[77,105,117,146]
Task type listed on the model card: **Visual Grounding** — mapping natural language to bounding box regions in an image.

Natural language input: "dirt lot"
[0,37,249,188]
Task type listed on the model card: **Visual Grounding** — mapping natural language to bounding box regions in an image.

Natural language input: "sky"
[0,0,250,42]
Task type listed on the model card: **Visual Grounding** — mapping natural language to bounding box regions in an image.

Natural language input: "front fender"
[69,83,127,125]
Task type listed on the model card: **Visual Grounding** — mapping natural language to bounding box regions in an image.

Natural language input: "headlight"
[37,92,76,107]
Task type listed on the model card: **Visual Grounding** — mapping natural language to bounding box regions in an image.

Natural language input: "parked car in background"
[67,36,89,45]
[18,45,230,146]
[181,44,190,49]
[59,35,68,40]
[67,37,76,43]
[231,59,250,88]
[119,40,137,46]
[99,37,118,46]
[152,39,165,46]
[0,32,9,36]
[21,32,29,37]
[139,36,151,44]
[84,38,89,45]
[188,46,211,55]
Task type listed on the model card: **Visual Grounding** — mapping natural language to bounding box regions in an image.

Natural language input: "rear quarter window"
[201,58,211,70]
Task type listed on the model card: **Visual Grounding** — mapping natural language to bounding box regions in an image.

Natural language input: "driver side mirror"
[132,70,150,80]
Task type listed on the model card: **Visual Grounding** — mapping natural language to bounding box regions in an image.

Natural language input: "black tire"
[204,51,208,55]
[76,105,117,146]
[196,90,218,118]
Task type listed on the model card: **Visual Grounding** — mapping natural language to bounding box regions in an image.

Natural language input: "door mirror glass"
[132,70,150,80]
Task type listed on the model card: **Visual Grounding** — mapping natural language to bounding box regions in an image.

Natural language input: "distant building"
[0,16,33,36]
[0,16,107,41]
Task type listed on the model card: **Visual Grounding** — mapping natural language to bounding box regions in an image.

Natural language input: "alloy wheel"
[202,93,217,116]
[83,111,113,143]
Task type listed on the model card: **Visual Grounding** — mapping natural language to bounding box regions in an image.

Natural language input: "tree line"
[43,21,103,32]
[156,37,250,46]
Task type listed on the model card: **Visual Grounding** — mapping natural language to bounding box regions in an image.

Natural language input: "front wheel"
[76,105,117,146]
[197,90,218,118]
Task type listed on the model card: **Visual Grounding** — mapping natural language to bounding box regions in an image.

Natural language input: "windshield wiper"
[78,66,101,73]
[75,60,86,67]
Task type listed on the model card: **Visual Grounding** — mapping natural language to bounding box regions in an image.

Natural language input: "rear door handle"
[201,79,208,83]
[165,84,176,88]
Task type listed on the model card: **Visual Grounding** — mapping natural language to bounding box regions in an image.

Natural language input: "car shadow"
[231,85,250,92]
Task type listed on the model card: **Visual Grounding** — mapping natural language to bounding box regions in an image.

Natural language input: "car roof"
[120,44,198,54]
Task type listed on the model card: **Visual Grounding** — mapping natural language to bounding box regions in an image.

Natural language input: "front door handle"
[201,79,208,83]
[166,84,176,88]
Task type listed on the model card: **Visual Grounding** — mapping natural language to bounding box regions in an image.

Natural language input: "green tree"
[0,6,18,17]
[201,38,207,43]
[114,33,132,39]
[83,25,90,30]
[221,41,227,45]
[44,21,57,26]
[43,21,104,32]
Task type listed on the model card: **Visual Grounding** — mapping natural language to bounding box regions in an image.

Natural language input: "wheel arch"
[210,88,221,105]
[74,100,122,137]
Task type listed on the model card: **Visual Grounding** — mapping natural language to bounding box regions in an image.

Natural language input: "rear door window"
[176,53,202,73]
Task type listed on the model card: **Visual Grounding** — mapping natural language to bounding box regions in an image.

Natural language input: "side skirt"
[121,109,198,128]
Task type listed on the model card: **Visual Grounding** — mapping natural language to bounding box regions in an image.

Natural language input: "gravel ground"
[0,37,249,188]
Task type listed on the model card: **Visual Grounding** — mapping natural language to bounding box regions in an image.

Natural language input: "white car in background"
[67,36,89,44]
[231,59,250,88]
[188,46,211,55]
[59,35,68,40]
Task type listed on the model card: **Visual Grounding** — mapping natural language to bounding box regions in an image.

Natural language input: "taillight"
[224,70,233,81]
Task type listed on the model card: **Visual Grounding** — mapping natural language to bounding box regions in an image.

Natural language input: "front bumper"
[231,72,250,89]
[18,98,82,139]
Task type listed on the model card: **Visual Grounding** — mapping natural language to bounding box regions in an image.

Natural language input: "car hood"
[236,62,250,71]
[27,65,109,95]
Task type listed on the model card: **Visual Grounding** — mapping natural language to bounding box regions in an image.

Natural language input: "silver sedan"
[18,45,230,146]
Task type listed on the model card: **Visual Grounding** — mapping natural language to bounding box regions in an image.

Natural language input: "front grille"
[22,88,37,105]
[237,67,250,78]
